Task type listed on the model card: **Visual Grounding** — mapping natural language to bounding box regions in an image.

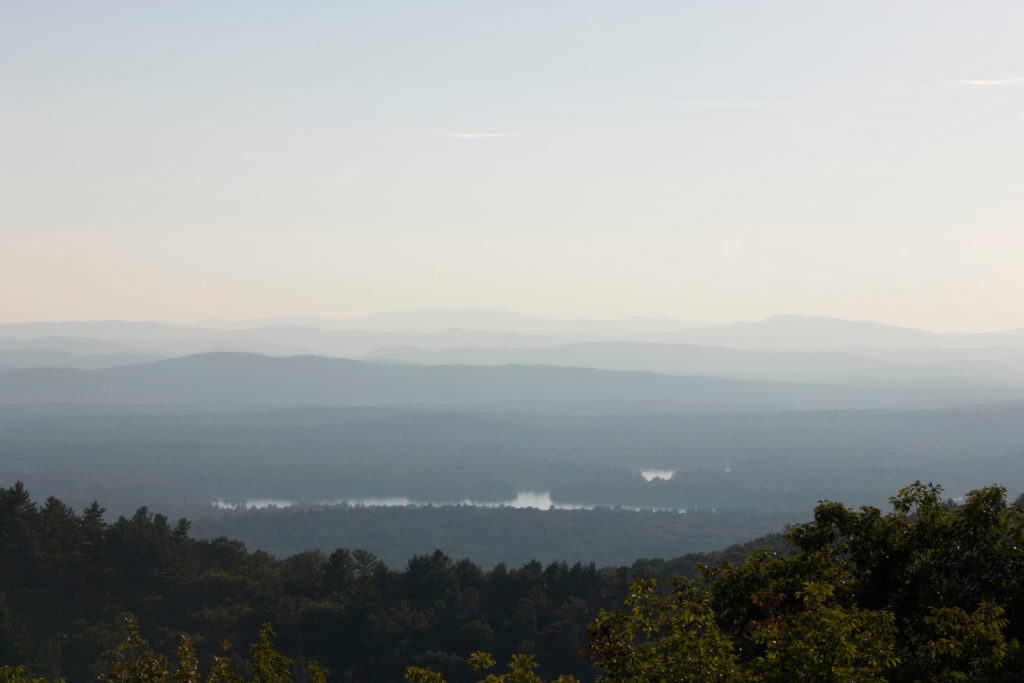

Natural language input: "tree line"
[0,482,658,680]
[2,481,1023,680]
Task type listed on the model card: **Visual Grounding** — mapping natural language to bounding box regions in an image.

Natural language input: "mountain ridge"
[3,351,1024,412]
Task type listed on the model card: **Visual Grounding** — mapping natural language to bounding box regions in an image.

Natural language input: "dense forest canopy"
[2,481,1023,681]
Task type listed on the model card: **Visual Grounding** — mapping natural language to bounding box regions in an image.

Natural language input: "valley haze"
[4,3,1023,678]
[3,308,1024,567]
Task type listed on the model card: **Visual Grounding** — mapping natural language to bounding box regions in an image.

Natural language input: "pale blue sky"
[2,1,1022,331]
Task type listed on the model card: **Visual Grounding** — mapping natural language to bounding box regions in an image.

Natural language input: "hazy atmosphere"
[3,1,1023,331]
[4,4,1024,681]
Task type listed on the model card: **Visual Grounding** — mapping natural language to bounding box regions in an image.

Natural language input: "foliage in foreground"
[583,482,1023,681]
[1,621,325,683]
[406,482,1024,682]
[0,479,648,680]
[4,481,1024,681]
[406,651,579,683]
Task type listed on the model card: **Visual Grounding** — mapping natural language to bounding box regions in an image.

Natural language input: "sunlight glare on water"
[639,469,676,482]
[213,491,682,512]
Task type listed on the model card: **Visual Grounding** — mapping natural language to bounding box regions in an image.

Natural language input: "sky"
[1,0,1022,332]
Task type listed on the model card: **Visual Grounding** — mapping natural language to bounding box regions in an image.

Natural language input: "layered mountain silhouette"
[2,352,1024,410]
[366,342,1024,383]
[5,312,1024,389]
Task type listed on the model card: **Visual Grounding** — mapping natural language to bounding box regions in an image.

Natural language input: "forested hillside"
[3,482,1023,681]
[191,505,796,568]
[0,482,774,681]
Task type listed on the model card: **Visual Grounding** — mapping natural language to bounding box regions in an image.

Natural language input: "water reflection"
[212,490,684,512]
[639,469,676,482]
[320,491,589,510]
[212,498,295,510]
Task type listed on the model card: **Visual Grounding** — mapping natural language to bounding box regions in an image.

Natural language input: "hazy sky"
[2,1,1022,331]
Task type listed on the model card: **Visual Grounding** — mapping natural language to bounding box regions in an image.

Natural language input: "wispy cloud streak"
[957,77,1024,86]
[448,133,511,139]
[577,100,800,110]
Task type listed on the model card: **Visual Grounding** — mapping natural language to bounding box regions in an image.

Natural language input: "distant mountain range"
[3,312,1023,355]
[195,307,699,336]
[0,348,166,370]
[2,352,1023,411]
[3,313,1024,383]
[630,315,1024,351]
[0,323,606,358]
[366,342,1024,383]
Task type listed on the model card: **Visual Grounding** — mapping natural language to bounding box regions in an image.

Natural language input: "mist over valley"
[5,3,1024,676]
[4,310,1024,569]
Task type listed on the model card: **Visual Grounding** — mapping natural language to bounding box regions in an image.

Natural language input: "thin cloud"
[577,100,800,110]
[957,77,1024,86]
[448,133,512,139]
